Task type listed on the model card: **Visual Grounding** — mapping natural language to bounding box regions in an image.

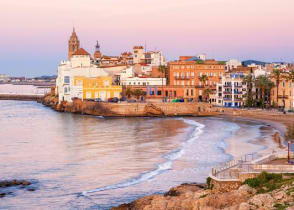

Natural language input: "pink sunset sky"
[0,0,294,76]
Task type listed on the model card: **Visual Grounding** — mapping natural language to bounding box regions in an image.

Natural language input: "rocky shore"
[0,179,36,198]
[41,93,218,117]
[112,173,294,210]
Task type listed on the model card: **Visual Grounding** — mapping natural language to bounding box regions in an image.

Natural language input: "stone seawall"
[41,94,219,117]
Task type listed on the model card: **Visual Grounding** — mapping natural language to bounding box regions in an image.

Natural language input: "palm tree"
[158,65,168,101]
[271,69,282,107]
[203,88,213,102]
[125,87,133,99]
[255,75,274,108]
[199,75,209,87]
[199,75,209,102]
[243,74,254,107]
[133,89,143,99]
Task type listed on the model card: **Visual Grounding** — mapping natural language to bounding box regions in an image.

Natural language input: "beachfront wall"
[42,94,217,117]
[126,85,203,100]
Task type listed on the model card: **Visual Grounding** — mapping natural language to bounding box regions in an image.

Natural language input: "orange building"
[168,59,226,99]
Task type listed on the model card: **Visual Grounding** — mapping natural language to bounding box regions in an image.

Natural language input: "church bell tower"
[68,28,80,60]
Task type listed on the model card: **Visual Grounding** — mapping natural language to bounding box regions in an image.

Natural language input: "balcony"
[233,91,243,95]
[278,95,289,99]
[224,84,232,87]
[174,76,190,80]
[223,98,233,101]
[223,91,232,94]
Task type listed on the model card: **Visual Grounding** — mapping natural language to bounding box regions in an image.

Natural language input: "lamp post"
[288,141,291,163]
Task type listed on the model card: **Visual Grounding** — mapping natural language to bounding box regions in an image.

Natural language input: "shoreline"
[112,113,290,209]
[220,115,287,159]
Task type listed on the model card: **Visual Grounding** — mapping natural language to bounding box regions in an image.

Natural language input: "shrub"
[243,172,282,192]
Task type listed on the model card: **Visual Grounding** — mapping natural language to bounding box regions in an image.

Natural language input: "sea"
[0,87,280,209]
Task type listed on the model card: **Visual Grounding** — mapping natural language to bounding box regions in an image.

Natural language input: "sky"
[0,0,294,77]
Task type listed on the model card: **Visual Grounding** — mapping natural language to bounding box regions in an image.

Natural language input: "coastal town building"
[0,74,10,83]
[270,72,293,111]
[56,48,110,103]
[121,77,166,86]
[168,59,226,100]
[68,28,80,60]
[216,72,247,107]
[226,59,242,71]
[73,76,122,101]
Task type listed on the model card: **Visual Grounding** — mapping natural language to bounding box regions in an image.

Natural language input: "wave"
[80,118,205,196]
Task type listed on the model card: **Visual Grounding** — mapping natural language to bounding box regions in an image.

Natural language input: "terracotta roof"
[72,48,90,56]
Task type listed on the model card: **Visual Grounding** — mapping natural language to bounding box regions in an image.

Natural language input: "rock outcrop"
[112,183,294,210]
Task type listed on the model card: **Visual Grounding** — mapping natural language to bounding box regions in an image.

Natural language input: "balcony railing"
[278,95,289,99]
[174,76,190,80]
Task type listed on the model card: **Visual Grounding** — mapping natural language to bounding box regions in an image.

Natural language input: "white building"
[133,46,145,64]
[121,77,166,86]
[226,59,242,71]
[216,72,247,107]
[0,74,10,82]
[56,48,109,103]
[145,51,166,66]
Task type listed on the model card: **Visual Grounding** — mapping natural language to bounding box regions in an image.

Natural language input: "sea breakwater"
[41,93,219,117]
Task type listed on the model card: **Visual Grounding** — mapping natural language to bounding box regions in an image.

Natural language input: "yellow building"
[271,75,293,110]
[74,76,122,101]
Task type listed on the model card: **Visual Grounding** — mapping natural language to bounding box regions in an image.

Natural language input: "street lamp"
[288,141,291,163]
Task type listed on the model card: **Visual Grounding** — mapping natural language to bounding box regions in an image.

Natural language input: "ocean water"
[0,100,276,209]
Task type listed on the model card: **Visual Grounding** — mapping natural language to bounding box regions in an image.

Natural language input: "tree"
[203,89,213,102]
[271,69,282,107]
[243,74,254,107]
[133,89,143,99]
[158,65,168,100]
[199,75,209,86]
[125,87,133,99]
[254,75,274,108]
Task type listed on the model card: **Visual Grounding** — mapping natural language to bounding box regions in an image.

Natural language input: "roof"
[72,48,90,56]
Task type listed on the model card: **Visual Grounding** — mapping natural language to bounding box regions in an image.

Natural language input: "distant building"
[226,59,241,71]
[93,41,102,61]
[0,74,10,82]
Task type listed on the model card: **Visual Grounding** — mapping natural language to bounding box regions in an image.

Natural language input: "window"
[191,89,194,96]
[174,81,176,85]
[174,91,176,97]
[181,72,185,78]
[187,72,189,79]
[191,72,194,77]
[165,91,168,96]
[64,76,70,84]
[186,89,189,96]
[138,82,140,85]
[182,81,184,85]
[158,90,162,95]
[192,80,195,85]
[104,80,110,86]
